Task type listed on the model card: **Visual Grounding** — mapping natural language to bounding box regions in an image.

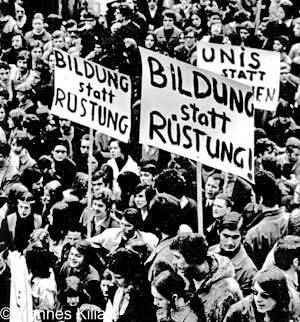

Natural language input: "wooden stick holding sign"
[196,162,203,235]
[87,127,94,238]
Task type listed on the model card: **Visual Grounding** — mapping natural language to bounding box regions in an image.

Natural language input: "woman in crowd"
[1,33,27,65]
[224,268,291,322]
[152,270,206,322]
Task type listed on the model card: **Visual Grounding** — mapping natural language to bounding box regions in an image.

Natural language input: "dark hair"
[0,142,10,157]
[52,138,70,154]
[117,171,140,195]
[44,180,63,205]
[25,247,53,278]
[254,268,290,316]
[279,1,294,20]
[254,170,281,207]
[92,189,112,209]
[108,248,143,284]
[206,173,224,190]
[162,9,177,22]
[0,61,10,70]
[260,156,282,179]
[122,208,143,228]
[20,168,43,190]
[11,130,28,148]
[139,163,158,177]
[11,33,27,49]
[22,114,40,135]
[276,100,292,117]
[149,193,180,236]
[134,183,156,204]
[219,211,244,234]
[255,138,275,157]
[183,26,196,36]
[274,235,300,270]
[70,172,88,199]
[155,169,185,199]
[170,233,208,265]
[108,138,128,155]
[17,50,31,68]
[18,191,35,204]
[118,4,133,20]
[6,183,28,215]
[49,201,70,241]
[70,240,92,268]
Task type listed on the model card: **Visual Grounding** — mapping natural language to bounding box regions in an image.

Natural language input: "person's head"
[134,183,156,210]
[115,4,133,23]
[183,26,196,48]
[68,240,91,269]
[170,233,208,275]
[10,130,28,155]
[144,32,157,50]
[210,20,223,36]
[65,225,84,246]
[293,18,300,37]
[43,180,63,207]
[22,113,40,136]
[16,50,31,72]
[155,169,185,199]
[212,193,233,218]
[139,162,157,186]
[190,11,202,28]
[162,10,176,30]
[238,21,253,40]
[70,172,88,200]
[17,191,35,218]
[219,211,243,254]
[117,171,140,196]
[25,247,53,278]
[11,33,26,50]
[254,170,281,208]
[120,208,142,237]
[273,35,289,53]
[252,268,290,315]
[63,276,88,307]
[52,30,65,49]
[109,139,127,159]
[15,82,32,103]
[286,137,300,164]
[81,11,97,29]
[52,139,69,162]
[149,193,180,237]
[79,134,91,155]
[278,1,293,21]
[255,138,276,158]
[30,42,43,61]
[100,269,113,299]
[108,248,142,287]
[274,235,300,272]
[92,190,111,220]
[0,142,10,166]
[47,201,70,238]
[151,270,187,310]
[0,61,10,85]
[92,170,109,197]
[48,52,56,71]
[6,183,28,213]
[147,0,158,10]
[205,173,224,200]
[32,13,44,33]
[28,228,50,250]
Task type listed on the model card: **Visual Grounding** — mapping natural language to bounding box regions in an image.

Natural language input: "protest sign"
[197,43,280,111]
[139,47,255,182]
[51,49,132,142]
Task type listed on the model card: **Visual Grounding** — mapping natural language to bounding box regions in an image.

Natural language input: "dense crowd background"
[0,0,299,321]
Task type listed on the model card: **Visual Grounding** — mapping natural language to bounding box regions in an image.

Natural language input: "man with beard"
[170,233,242,322]
[210,212,257,296]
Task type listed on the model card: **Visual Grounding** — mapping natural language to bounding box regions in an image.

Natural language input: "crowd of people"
[0,0,299,321]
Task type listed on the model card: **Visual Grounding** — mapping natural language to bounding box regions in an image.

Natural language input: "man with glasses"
[174,26,197,63]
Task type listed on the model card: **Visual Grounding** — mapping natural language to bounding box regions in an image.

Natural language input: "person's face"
[151,286,170,310]
[110,271,128,288]
[15,7,25,19]
[94,44,102,55]
[219,228,241,253]
[12,35,23,50]
[66,231,81,246]
[0,107,5,121]
[32,177,43,196]
[280,71,288,82]
[17,59,28,72]
[239,29,249,40]
[52,144,68,161]
[31,47,43,60]
[59,118,71,131]
[140,171,154,185]
[134,189,147,209]
[67,296,80,307]
[253,282,277,313]
[68,247,84,268]
[92,178,105,197]
[172,250,190,274]
[184,31,195,48]
[53,37,65,49]
[100,279,113,298]
[109,141,122,159]
[120,217,135,238]
[212,198,229,218]
[191,14,201,28]
[114,9,124,22]
[293,24,300,37]
[288,147,300,164]
[32,19,44,32]
[211,22,222,36]
[18,200,32,218]
[48,54,56,71]
[16,91,26,103]
[278,6,286,20]
[179,32,185,44]
[273,40,283,52]
[80,139,90,155]
[145,34,155,49]
[91,156,99,173]
[0,68,10,85]
[31,72,41,87]
[163,17,174,30]
[11,138,23,155]
[147,0,158,9]
[92,199,107,218]
[205,177,221,200]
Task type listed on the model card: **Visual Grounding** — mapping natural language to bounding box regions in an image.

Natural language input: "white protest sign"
[139,47,255,182]
[51,49,132,142]
[197,43,280,111]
